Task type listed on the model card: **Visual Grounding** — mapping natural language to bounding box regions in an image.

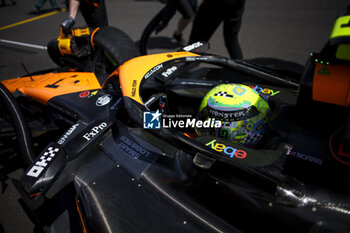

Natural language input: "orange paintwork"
[1,72,101,105]
[117,52,199,105]
[313,63,350,106]
[90,27,100,50]
[76,199,88,233]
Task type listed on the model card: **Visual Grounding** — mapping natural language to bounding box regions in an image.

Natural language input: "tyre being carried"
[48,26,140,73]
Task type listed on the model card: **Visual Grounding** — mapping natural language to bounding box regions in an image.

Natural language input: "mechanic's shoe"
[173,32,187,47]
[33,4,41,13]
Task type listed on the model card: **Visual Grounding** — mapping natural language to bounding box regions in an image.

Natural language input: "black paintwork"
[13,55,350,233]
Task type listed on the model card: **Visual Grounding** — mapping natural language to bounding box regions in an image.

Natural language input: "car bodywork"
[1,13,350,233]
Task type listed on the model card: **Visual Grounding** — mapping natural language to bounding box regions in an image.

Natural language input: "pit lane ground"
[0,0,349,232]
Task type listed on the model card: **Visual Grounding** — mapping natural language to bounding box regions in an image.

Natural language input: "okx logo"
[143,110,162,129]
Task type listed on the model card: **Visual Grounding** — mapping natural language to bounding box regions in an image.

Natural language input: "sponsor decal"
[186,57,196,61]
[233,86,247,96]
[185,56,209,62]
[79,90,99,98]
[248,85,280,96]
[58,123,80,145]
[26,147,60,178]
[131,80,137,97]
[209,108,246,120]
[183,42,203,52]
[162,66,177,78]
[82,122,108,141]
[337,142,350,159]
[143,110,221,129]
[79,91,90,98]
[96,94,112,107]
[285,145,323,165]
[205,139,247,159]
[317,66,330,75]
[214,91,234,98]
[90,90,99,97]
[117,136,151,159]
[207,105,259,121]
[179,81,214,86]
[144,64,163,79]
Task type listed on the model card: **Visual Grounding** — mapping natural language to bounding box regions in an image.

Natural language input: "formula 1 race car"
[0,14,350,233]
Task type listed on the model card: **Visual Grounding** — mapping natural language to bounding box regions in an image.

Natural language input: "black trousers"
[66,0,108,27]
[162,0,197,26]
[189,0,245,59]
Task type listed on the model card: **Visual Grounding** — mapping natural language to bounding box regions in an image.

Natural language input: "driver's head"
[198,84,270,146]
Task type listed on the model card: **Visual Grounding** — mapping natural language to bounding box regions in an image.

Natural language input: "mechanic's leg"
[162,0,177,27]
[174,17,194,45]
[174,0,197,45]
[223,16,244,59]
[175,17,193,36]
[93,0,109,26]
[80,0,108,28]
[175,0,197,35]
[223,24,243,59]
[35,0,47,8]
[189,1,222,44]
[223,0,245,59]
[48,0,58,9]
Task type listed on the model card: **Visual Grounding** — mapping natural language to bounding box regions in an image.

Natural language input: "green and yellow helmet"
[198,84,270,146]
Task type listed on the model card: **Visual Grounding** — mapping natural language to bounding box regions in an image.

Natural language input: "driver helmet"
[198,84,270,146]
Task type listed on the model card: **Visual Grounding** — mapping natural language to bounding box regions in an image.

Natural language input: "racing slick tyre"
[47,39,64,67]
[92,26,140,69]
[0,83,35,167]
